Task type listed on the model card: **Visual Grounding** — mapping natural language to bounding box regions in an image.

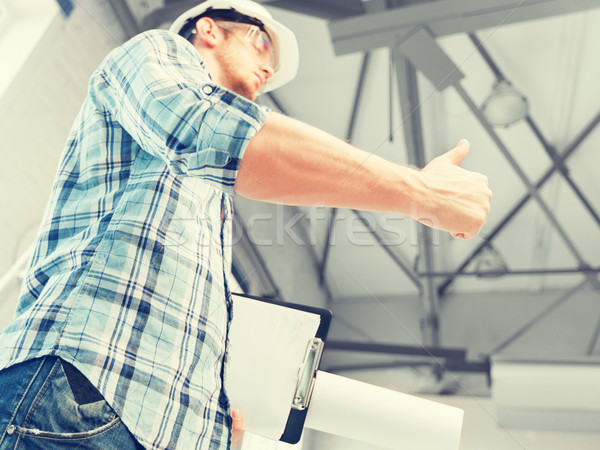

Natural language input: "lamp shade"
[481,80,528,127]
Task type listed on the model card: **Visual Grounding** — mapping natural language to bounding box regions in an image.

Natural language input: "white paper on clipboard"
[225,294,321,439]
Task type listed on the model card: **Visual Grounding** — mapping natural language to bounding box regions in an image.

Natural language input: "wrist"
[395,166,428,218]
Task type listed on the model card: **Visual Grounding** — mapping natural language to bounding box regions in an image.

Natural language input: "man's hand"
[414,139,492,239]
[231,409,244,445]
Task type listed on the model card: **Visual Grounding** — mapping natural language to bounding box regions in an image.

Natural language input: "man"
[0,0,491,448]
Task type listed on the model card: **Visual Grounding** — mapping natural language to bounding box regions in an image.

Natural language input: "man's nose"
[260,63,275,79]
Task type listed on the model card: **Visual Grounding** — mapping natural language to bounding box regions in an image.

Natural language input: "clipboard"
[227,293,332,444]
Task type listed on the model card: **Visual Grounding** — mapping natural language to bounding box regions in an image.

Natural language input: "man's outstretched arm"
[235,111,491,239]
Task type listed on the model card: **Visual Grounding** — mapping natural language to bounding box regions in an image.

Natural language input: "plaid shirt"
[0,30,267,449]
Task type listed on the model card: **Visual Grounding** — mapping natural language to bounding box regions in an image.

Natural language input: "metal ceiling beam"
[326,359,490,374]
[420,267,600,277]
[143,0,365,28]
[107,0,140,39]
[438,108,600,295]
[329,0,600,55]
[392,54,426,168]
[469,33,600,229]
[396,27,464,91]
[264,0,364,20]
[325,340,466,359]
[325,339,490,375]
[143,0,205,29]
[394,53,440,346]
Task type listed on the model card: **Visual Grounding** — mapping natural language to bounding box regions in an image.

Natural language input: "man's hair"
[179,8,266,43]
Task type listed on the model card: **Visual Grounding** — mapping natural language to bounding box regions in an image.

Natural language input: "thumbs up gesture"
[412,139,492,239]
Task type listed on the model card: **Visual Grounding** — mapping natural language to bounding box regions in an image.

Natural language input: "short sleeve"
[90,30,268,193]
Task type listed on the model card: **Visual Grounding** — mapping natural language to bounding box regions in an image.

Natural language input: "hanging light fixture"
[480,80,528,128]
[475,243,508,277]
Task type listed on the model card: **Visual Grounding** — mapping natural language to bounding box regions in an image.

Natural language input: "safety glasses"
[218,22,276,69]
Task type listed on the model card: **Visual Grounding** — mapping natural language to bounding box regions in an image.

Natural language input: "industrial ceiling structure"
[1,0,600,448]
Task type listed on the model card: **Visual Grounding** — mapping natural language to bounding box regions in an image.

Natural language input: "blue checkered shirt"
[0,30,267,449]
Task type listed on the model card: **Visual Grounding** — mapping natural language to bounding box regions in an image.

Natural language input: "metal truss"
[324,340,490,376]
[301,0,600,362]
[437,109,600,295]
[393,53,441,347]
[436,35,600,294]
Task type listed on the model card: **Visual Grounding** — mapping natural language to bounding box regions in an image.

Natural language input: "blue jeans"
[0,355,144,449]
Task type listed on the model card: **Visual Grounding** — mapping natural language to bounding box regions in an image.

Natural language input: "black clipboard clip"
[292,338,324,411]
[280,337,326,444]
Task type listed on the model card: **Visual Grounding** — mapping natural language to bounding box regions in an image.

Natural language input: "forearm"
[235,111,491,238]
[235,111,423,214]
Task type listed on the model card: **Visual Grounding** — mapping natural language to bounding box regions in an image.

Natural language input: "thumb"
[443,139,470,165]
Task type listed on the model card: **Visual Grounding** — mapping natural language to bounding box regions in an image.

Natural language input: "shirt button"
[6,424,15,435]
[202,85,213,95]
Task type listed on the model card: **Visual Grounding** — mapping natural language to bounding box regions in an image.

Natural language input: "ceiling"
[1,0,600,447]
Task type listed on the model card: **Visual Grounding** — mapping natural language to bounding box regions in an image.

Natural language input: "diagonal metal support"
[232,213,282,299]
[346,52,371,142]
[454,85,592,267]
[318,52,371,290]
[439,108,600,294]
[489,280,587,354]
[525,115,600,227]
[389,49,395,142]
[587,313,600,356]
[394,52,440,346]
[288,205,335,302]
[439,105,600,295]
[351,211,422,289]
[263,93,335,302]
[319,208,337,287]
[469,33,600,229]
[265,92,287,115]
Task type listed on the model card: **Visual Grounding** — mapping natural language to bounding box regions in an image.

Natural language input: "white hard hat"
[169,0,299,93]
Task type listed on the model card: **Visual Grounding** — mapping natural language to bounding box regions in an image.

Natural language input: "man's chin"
[243,90,258,102]
[228,84,257,102]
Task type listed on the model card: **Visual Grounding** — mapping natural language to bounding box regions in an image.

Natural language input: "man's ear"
[194,17,219,48]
